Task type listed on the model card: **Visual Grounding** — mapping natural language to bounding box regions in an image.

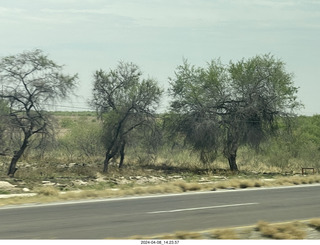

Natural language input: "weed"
[254,180,263,187]
[0,189,10,194]
[35,186,59,196]
[309,218,320,231]
[256,221,306,239]
[118,219,320,240]
[210,179,226,189]
[210,229,239,239]
[173,181,201,192]
[174,231,203,239]
[239,180,254,188]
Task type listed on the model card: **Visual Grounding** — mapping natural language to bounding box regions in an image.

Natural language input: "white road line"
[147,202,259,214]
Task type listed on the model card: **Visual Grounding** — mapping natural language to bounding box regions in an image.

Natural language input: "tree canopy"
[91,62,162,172]
[0,49,78,176]
[169,54,302,171]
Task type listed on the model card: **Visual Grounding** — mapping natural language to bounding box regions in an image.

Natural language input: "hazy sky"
[0,0,319,115]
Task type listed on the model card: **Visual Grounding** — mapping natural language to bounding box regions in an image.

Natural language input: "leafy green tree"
[296,115,320,147]
[288,115,320,166]
[0,49,78,177]
[169,55,301,171]
[91,62,162,172]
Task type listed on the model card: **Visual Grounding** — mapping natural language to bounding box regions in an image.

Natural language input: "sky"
[0,0,319,115]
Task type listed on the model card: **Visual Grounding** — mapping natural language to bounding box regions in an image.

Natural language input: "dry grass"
[121,219,320,240]
[1,174,320,208]
[210,175,320,191]
[35,186,60,196]
[173,181,202,192]
[1,156,320,208]
[273,175,320,186]
[209,229,239,239]
[309,218,320,231]
[174,231,204,239]
[256,221,306,239]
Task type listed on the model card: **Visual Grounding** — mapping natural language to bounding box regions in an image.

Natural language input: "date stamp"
[141,240,179,245]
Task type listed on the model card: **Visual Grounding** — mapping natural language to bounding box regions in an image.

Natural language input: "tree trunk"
[224,134,239,172]
[227,152,238,171]
[7,156,19,177]
[103,154,111,172]
[103,146,117,172]
[118,140,126,169]
[7,136,29,177]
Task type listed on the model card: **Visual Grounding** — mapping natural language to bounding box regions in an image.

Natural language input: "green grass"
[0,189,10,194]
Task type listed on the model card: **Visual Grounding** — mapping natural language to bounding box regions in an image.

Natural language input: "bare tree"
[0,99,10,156]
[0,49,78,177]
[91,62,162,172]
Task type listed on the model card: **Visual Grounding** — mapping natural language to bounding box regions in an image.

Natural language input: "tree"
[91,62,162,172]
[0,49,78,177]
[169,55,301,171]
[0,99,10,156]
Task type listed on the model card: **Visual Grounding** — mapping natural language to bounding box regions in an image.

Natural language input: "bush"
[174,231,203,239]
[174,181,201,192]
[210,229,238,239]
[58,121,104,160]
[256,221,306,239]
[309,218,320,231]
[36,186,59,196]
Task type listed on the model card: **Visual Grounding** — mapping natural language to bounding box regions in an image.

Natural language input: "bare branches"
[0,49,78,177]
[169,55,302,171]
[91,62,162,171]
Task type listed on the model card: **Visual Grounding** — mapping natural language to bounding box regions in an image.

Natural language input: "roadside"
[2,174,320,240]
[121,219,320,240]
[1,172,320,207]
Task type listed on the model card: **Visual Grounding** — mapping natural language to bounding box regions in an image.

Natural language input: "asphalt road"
[0,184,320,239]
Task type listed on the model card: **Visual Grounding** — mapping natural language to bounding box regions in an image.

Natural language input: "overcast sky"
[0,0,319,115]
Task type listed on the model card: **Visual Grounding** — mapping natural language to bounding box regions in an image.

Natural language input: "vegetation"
[0,99,10,156]
[168,55,301,171]
[91,62,162,172]
[0,49,78,177]
[256,220,306,239]
[123,219,320,239]
[0,49,319,202]
[1,168,320,208]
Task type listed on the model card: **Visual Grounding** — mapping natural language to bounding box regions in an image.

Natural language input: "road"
[0,184,320,239]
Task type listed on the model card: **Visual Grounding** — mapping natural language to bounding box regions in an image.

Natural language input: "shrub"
[174,181,201,192]
[174,231,203,239]
[239,180,254,188]
[58,121,104,160]
[210,229,238,239]
[309,218,320,231]
[256,221,306,239]
[36,186,59,196]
